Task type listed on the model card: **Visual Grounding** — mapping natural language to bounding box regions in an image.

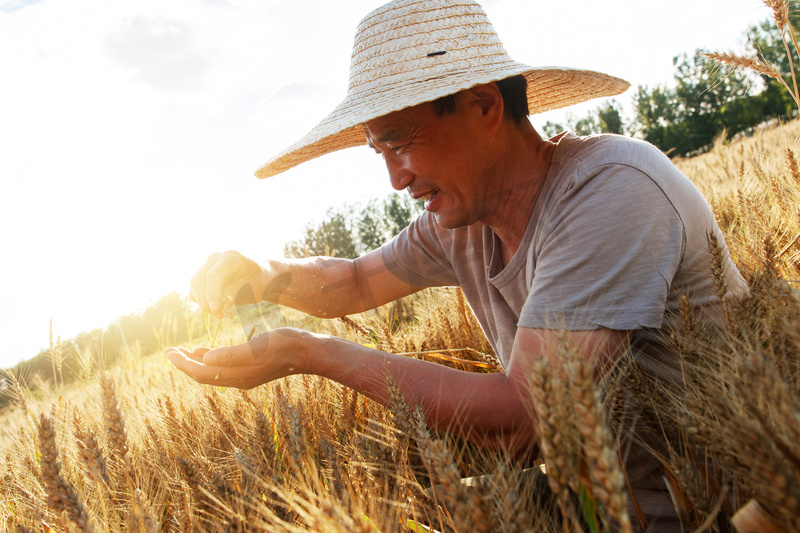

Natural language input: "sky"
[0,0,773,368]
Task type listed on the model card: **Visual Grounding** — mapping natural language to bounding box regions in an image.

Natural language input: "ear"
[464,83,504,133]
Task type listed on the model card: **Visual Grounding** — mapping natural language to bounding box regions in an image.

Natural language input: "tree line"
[543,16,798,157]
[2,293,205,408]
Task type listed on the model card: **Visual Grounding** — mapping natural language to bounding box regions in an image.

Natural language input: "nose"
[385,156,413,191]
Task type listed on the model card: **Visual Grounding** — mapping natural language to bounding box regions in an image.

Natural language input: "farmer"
[166,0,746,530]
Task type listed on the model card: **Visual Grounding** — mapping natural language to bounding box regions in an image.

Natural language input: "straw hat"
[255,0,629,179]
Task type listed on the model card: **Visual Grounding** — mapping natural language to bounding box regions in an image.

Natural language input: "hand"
[190,251,267,318]
[164,328,312,389]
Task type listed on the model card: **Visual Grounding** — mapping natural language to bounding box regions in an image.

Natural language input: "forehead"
[363,102,432,144]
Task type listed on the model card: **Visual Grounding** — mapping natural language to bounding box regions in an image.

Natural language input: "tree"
[744,17,798,117]
[285,207,359,258]
[384,193,422,238]
[570,113,600,136]
[284,193,422,259]
[357,200,388,253]
[541,120,565,138]
[541,102,623,138]
[597,101,624,134]
[632,49,758,156]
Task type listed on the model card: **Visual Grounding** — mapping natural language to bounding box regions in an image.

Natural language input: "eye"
[389,144,407,154]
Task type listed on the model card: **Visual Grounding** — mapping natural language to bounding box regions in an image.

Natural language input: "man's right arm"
[190,248,424,319]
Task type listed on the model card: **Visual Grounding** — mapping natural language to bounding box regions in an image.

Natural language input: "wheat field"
[1,118,799,532]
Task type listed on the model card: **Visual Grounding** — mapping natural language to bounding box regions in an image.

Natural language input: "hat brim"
[255,65,629,179]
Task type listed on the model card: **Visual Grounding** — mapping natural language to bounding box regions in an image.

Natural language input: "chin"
[432,211,469,229]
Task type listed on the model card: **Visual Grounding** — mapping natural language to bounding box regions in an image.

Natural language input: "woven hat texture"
[255,0,630,179]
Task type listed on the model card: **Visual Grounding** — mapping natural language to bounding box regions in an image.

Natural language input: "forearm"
[301,333,537,453]
[261,251,422,318]
[261,257,364,317]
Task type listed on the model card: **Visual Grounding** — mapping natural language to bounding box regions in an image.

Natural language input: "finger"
[191,347,211,359]
[164,346,191,355]
[166,350,258,389]
[165,350,223,385]
[163,346,209,362]
[190,253,221,313]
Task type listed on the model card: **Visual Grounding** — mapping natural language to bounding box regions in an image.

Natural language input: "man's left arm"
[166,325,630,455]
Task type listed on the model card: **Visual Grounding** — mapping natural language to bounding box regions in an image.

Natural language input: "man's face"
[364,97,494,229]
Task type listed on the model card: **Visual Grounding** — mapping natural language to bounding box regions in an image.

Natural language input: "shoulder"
[547,133,699,205]
[551,133,673,174]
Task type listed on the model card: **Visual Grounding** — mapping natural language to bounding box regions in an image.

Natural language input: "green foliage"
[285,193,422,258]
[545,16,799,157]
[631,16,800,156]
[284,208,359,259]
[542,100,624,138]
[633,50,757,155]
[384,193,422,238]
[597,102,624,135]
[356,200,387,253]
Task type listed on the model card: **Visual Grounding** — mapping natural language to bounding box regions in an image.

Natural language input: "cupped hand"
[190,251,267,319]
[164,328,311,390]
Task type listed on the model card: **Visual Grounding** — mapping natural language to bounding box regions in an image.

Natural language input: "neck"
[482,122,555,257]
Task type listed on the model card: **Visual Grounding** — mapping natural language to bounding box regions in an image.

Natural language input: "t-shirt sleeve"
[379,212,460,288]
[519,163,685,331]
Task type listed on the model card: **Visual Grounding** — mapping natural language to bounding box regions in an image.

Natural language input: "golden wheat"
[2,115,800,531]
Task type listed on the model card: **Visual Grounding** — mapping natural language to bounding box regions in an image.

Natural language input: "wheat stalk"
[705,51,800,109]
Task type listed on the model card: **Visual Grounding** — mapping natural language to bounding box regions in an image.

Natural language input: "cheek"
[398,152,423,172]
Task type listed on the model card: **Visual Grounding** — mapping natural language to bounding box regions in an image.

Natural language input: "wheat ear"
[338,316,372,341]
[704,52,781,79]
[385,374,413,435]
[787,148,800,184]
[422,437,495,533]
[37,412,96,533]
[72,413,112,492]
[253,411,277,474]
[705,50,800,109]
[98,373,130,470]
[565,345,633,533]
[527,357,582,530]
[204,390,239,445]
[127,488,160,533]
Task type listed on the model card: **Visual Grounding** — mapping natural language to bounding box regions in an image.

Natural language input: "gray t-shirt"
[380,133,746,372]
[380,133,746,530]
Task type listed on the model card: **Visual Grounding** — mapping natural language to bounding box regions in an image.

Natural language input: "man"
[166,0,746,530]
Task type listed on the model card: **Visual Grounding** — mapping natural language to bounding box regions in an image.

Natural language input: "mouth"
[415,188,440,210]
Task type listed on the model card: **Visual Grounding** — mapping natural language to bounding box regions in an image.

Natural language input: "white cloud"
[104,17,214,91]
[0,0,41,13]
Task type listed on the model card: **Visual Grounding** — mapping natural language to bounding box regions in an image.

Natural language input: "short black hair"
[430,74,529,126]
